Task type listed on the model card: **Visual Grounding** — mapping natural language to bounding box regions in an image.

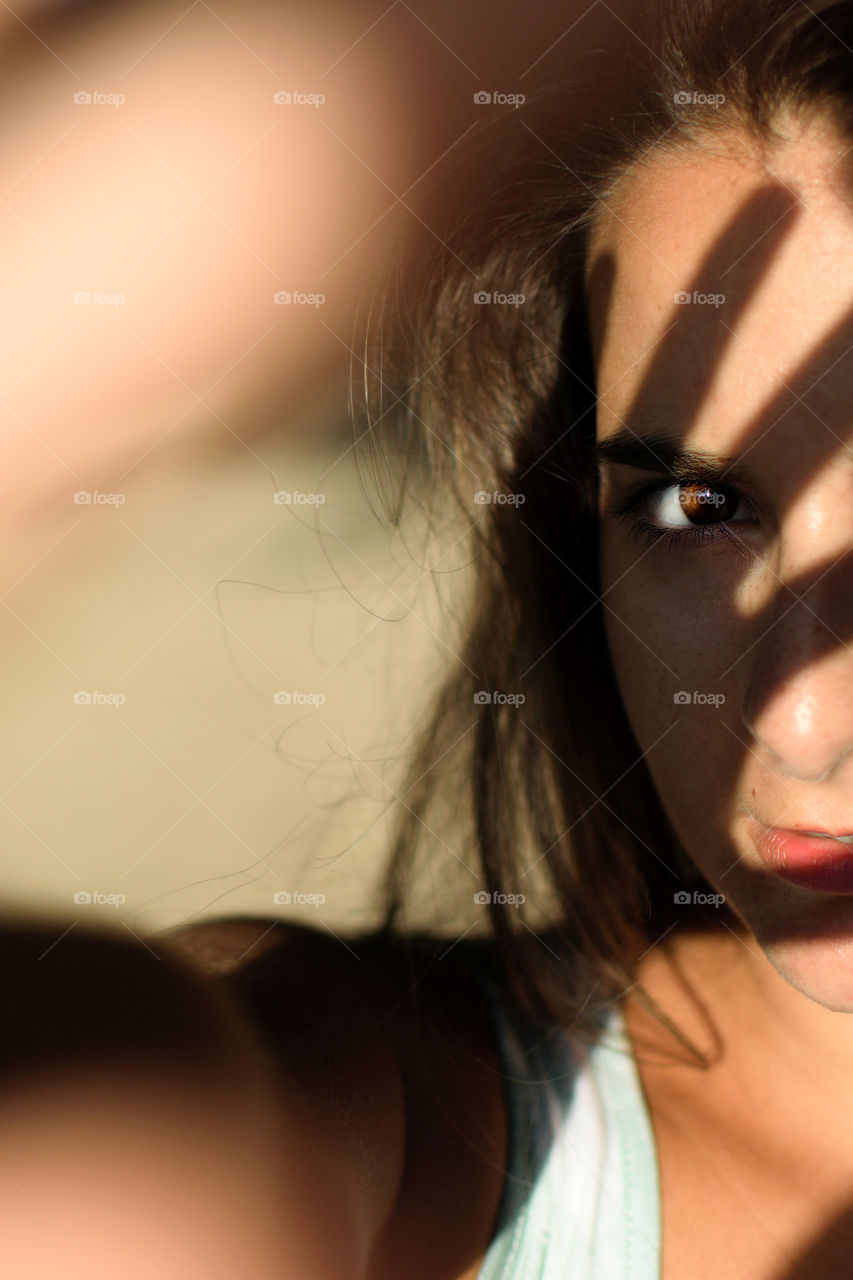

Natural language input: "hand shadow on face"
[583,173,853,1278]
[588,175,853,956]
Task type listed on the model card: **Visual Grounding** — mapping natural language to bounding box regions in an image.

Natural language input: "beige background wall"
[0,0,643,942]
[1,412,472,937]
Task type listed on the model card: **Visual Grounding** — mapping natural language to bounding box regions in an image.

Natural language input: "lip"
[747,817,853,893]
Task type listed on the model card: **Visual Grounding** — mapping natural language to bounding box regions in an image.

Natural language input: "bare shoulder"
[165,916,508,1280]
[163,914,504,1059]
[160,915,291,976]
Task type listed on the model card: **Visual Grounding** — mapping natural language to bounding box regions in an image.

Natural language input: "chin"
[753,911,853,1014]
[686,836,853,1014]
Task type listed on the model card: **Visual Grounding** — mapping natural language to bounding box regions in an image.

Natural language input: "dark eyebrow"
[594,428,754,487]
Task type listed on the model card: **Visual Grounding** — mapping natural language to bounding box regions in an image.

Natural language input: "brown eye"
[677,483,741,525]
[609,475,761,553]
[626,477,759,542]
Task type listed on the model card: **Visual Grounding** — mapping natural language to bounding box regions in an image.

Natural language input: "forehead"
[585,113,853,448]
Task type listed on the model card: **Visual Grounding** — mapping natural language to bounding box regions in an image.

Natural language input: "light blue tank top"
[474,976,662,1279]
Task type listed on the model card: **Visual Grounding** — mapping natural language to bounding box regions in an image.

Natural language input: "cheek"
[599,528,757,865]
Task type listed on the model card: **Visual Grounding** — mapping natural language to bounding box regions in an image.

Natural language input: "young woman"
[4,0,853,1276]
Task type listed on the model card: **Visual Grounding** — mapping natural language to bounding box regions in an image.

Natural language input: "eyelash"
[608,477,758,552]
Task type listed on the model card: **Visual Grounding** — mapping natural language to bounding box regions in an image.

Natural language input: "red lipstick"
[747,817,853,893]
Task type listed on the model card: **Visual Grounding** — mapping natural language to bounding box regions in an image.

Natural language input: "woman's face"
[588,113,853,1011]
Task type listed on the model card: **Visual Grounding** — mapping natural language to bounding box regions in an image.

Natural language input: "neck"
[626,924,853,1128]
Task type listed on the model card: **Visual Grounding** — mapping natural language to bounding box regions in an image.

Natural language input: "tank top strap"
[459,955,661,1280]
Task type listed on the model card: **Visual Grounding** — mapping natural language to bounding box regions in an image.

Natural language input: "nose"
[741,557,853,782]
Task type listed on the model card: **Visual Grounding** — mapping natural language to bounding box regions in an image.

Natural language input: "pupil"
[678,483,736,525]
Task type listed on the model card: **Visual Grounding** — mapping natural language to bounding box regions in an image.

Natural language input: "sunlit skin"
[0,1064,373,1280]
[0,0,407,561]
[0,0,637,582]
[588,110,853,1126]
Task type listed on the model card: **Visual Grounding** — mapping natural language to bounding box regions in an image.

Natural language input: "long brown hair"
[356,0,853,1046]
